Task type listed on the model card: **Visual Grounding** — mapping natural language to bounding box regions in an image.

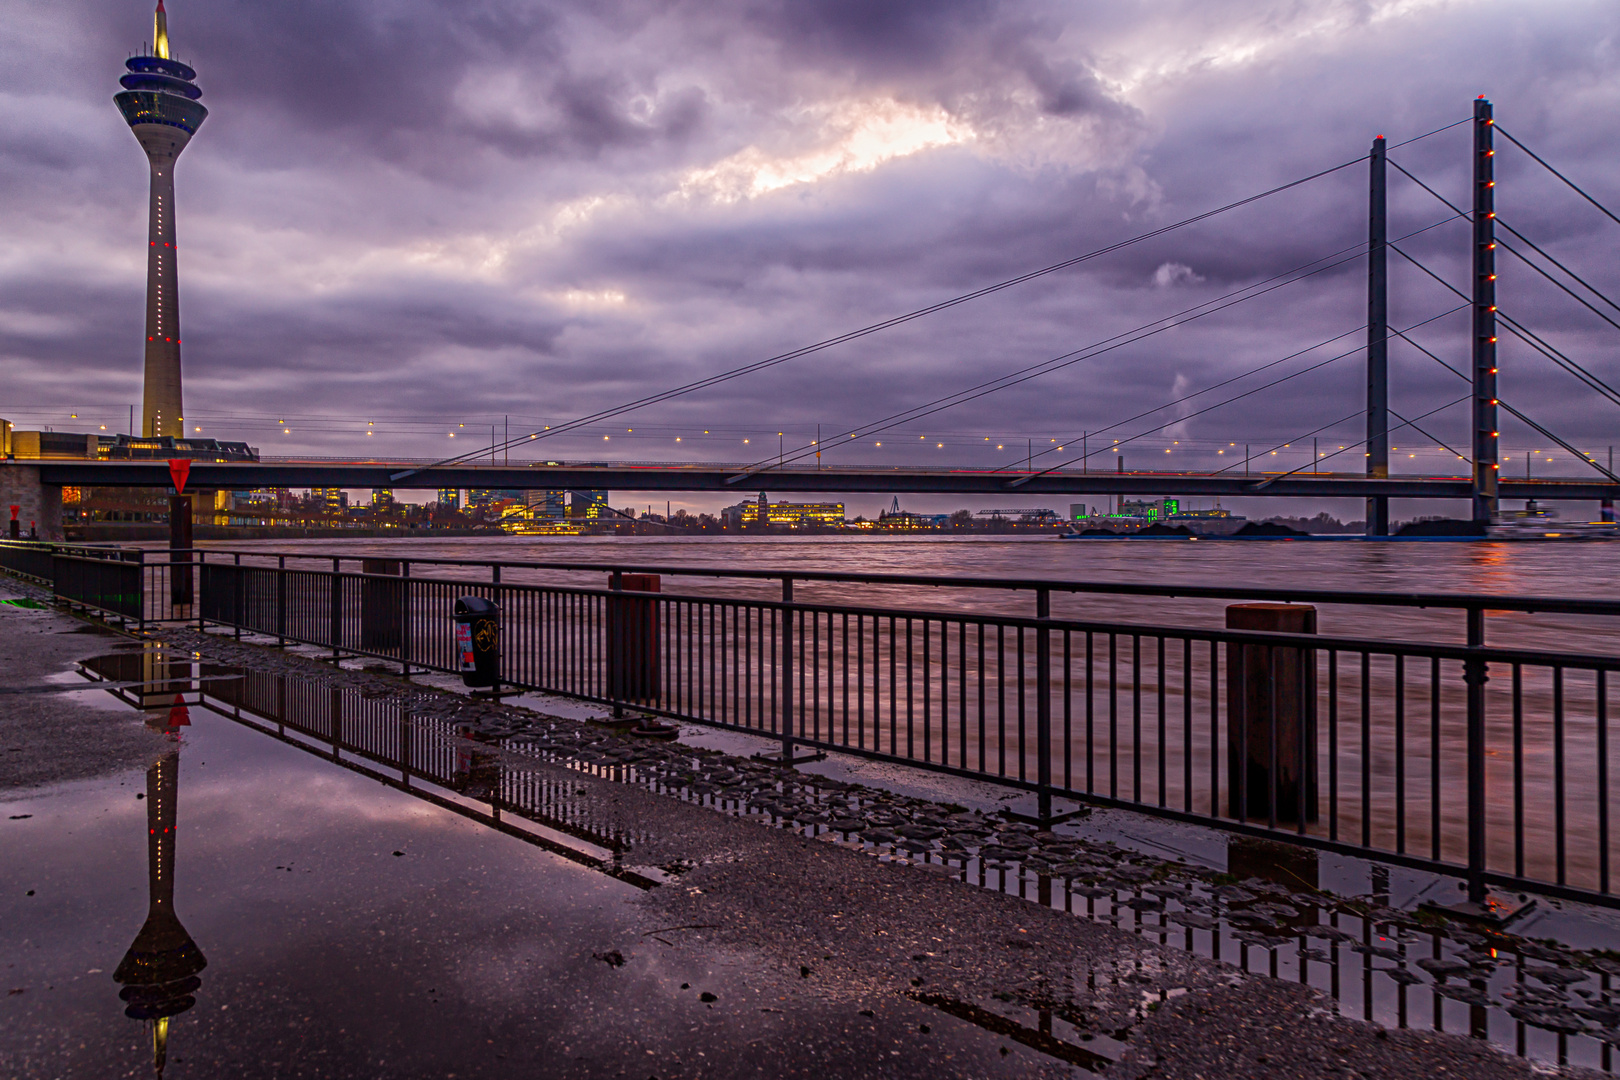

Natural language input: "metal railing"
[8,538,1620,909]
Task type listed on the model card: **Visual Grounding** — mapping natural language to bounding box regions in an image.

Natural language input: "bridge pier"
[0,464,64,541]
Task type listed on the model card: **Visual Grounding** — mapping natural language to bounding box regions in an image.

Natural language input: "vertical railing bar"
[1555,664,1567,886]
[1431,655,1442,863]
[843,613,851,749]
[923,617,932,764]
[1328,649,1338,843]
[1087,631,1096,795]
[1513,663,1524,879]
[1395,653,1405,854]
[1600,667,1610,895]
[1157,635,1167,809]
[858,613,867,750]
[998,624,1007,779]
[1267,645,1279,831]
[1299,638,1311,836]
[1067,630,1076,793]
[1237,642,1249,825]
[1361,652,1372,848]
[978,623,986,773]
[1210,638,1219,818]
[907,616,916,761]
[891,615,900,758]
[1109,633,1118,800]
[1133,634,1142,804]
[1017,623,1026,782]
[958,619,968,769]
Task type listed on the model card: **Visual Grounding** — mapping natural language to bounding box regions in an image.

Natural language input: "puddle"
[0,657,1092,1078]
[34,646,1620,1074]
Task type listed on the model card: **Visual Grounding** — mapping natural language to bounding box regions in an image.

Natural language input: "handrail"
[92,541,1620,618]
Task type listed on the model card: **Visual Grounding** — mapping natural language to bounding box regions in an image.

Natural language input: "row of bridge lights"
[38,413,1597,468]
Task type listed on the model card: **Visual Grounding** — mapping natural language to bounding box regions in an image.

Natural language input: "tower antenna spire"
[153,0,170,60]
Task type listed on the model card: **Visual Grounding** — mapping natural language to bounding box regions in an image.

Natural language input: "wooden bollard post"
[1226,603,1318,823]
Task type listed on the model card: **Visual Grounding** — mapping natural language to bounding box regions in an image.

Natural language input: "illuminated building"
[724,493,846,529]
[526,490,567,521]
[568,490,611,520]
[436,488,460,510]
[115,1,207,438]
[310,487,347,513]
[371,488,395,512]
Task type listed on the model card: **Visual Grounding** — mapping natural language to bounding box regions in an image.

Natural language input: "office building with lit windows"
[114,2,206,438]
[722,494,846,530]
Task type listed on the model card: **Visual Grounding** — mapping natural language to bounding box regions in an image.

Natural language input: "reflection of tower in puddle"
[114,706,205,1077]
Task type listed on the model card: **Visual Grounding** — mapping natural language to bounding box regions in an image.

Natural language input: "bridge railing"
[9,539,1620,910]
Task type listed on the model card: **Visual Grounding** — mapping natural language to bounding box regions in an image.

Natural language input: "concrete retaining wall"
[0,464,64,541]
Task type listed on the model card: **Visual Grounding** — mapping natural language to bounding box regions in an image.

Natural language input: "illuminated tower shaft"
[114,2,206,438]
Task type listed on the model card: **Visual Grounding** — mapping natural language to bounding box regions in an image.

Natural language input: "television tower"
[114,1,206,438]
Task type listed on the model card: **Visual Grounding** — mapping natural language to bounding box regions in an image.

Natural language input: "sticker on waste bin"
[456,620,476,671]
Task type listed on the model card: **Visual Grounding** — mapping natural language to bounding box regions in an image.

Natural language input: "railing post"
[400,560,411,677]
[1465,605,1489,904]
[609,570,623,718]
[330,557,342,658]
[233,553,241,640]
[276,555,287,647]
[1036,587,1052,823]
[137,549,147,635]
[781,576,794,762]
[196,550,206,632]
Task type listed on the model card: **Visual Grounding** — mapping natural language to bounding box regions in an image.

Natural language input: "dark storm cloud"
[2,0,1618,493]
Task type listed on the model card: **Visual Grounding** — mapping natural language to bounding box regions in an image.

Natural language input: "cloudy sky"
[3,0,1618,512]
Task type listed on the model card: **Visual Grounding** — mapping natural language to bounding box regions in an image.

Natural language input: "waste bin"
[453,596,500,688]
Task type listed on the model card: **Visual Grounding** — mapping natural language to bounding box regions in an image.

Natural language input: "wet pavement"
[1,573,1614,1078]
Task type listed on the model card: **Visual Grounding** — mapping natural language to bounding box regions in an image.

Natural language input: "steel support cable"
[1004,339,1367,488]
[1386,242,1620,408]
[1251,396,1471,489]
[1495,125,1620,229]
[1388,407,1470,464]
[1495,219,1620,317]
[1006,303,1467,487]
[981,214,1466,478]
[1392,315,1620,484]
[1496,235,1620,334]
[729,227,1442,480]
[389,155,1374,484]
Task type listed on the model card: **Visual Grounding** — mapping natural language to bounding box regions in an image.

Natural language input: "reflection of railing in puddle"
[904,837,1619,1073]
[77,653,655,886]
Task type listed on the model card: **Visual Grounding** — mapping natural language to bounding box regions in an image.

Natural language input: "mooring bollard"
[1225,603,1318,823]
[607,574,660,701]
[360,559,403,651]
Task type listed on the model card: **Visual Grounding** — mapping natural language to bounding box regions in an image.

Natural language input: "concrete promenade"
[0,576,1605,1078]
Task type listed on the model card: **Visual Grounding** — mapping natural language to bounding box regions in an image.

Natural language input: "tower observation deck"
[114,1,206,439]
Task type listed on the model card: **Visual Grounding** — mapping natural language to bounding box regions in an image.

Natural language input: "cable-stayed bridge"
[27,99,1620,527]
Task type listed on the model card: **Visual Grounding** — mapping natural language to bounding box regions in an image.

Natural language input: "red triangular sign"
[168,458,190,494]
[168,693,191,728]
